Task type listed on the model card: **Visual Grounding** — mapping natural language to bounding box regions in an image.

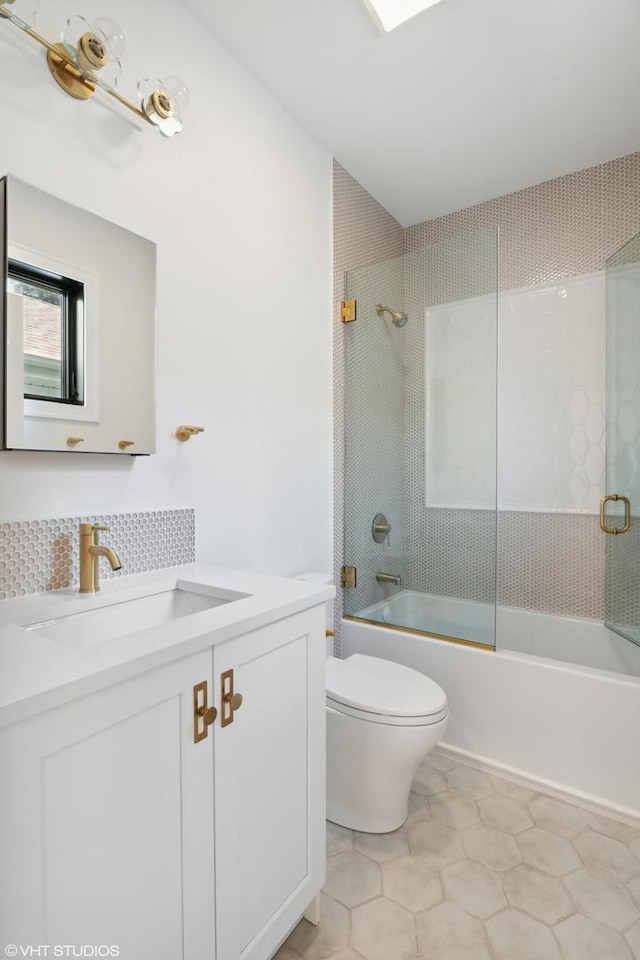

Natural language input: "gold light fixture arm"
[600,494,631,535]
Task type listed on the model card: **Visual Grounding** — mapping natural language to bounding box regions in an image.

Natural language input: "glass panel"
[343,252,406,621]
[343,228,498,648]
[604,231,640,646]
[7,272,65,400]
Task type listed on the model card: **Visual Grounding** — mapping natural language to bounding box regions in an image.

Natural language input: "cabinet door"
[214,607,326,960]
[0,651,216,960]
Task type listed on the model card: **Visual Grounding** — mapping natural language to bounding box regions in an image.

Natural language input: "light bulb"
[91,17,125,59]
[62,14,125,86]
[138,75,189,137]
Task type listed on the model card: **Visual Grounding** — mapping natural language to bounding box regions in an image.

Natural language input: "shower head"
[375,303,409,328]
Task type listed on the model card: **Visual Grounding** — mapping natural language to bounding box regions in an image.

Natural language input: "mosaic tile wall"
[0,508,195,600]
[333,161,404,653]
[498,511,604,620]
[405,153,640,289]
[334,152,640,643]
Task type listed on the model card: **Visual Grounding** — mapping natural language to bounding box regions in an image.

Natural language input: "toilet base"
[326,704,449,834]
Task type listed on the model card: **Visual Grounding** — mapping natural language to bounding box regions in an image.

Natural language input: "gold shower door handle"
[600,494,631,535]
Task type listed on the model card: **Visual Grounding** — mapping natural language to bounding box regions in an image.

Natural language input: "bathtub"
[343,592,640,817]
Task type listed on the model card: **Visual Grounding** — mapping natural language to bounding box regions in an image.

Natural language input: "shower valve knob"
[372,513,391,543]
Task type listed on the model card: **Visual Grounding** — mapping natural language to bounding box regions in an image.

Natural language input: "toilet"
[326,654,448,833]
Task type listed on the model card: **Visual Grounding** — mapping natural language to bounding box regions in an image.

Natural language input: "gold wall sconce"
[0,1,188,137]
[175,425,205,442]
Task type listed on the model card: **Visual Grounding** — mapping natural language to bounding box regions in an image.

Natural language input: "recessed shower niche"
[0,175,156,455]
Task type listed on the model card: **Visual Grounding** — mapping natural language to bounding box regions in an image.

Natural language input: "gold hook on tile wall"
[175,425,205,442]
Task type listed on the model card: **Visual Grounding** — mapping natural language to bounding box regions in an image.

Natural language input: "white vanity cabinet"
[214,608,326,960]
[0,604,326,960]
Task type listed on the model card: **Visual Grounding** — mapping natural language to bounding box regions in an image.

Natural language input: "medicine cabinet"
[0,175,156,454]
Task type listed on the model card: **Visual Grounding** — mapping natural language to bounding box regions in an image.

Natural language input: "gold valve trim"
[220,669,243,728]
[176,425,205,442]
[600,494,631,535]
[193,681,217,743]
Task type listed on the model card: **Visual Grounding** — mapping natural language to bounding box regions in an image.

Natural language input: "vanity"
[0,565,333,960]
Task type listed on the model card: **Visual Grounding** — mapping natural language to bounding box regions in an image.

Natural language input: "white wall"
[0,0,332,577]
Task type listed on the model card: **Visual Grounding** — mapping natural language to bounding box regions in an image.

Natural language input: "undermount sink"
[25,581,248,647]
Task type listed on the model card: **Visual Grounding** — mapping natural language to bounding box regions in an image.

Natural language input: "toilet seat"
[326,654,448,727]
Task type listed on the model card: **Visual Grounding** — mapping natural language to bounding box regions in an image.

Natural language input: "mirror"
[0,175,156,454]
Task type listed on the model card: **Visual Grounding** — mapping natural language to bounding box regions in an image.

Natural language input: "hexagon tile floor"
[276,751,640,960]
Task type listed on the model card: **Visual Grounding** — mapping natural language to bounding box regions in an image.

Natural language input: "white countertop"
[0,564,334,727]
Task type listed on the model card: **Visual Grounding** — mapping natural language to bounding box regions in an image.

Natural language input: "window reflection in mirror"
[7,259,84,405]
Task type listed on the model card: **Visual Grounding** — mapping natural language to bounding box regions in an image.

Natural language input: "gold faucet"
[79,523,122,593]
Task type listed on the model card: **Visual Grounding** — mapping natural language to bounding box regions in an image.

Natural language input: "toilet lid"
[326,654,447,720]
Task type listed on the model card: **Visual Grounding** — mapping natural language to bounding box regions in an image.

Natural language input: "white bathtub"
[355,590,640,676]
[343,594,640,817]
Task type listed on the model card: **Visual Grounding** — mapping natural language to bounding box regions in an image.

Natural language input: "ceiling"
[181,0,640,227]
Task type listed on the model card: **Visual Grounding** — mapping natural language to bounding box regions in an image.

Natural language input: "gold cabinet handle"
[118,440,135,449]
[193,681,217,743]
[220,669,243,727]
[198,705,218,725]
[66,436,85,446]
[600,494,631,535]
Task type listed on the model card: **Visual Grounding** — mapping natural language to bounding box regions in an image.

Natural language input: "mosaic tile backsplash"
[0,508,195,600]
[334,152,640,645]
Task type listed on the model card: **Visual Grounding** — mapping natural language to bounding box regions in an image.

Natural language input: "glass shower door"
[342,228,498,648]
[604,232,640,645]
[342,252,407,623]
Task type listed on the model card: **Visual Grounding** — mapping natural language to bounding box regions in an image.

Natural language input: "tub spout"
[376,572,401,586]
